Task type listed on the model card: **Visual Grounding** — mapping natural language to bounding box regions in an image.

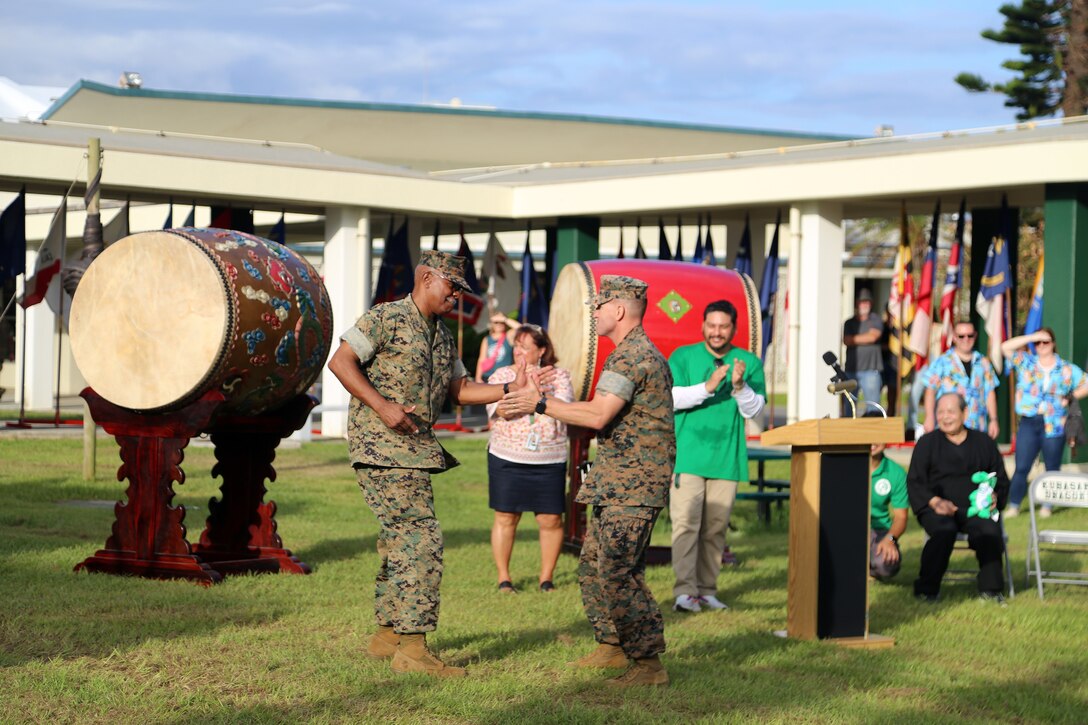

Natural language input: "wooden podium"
[761,417,903,648]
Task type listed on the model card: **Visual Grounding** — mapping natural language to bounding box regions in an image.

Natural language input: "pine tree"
[956,0,1088,120]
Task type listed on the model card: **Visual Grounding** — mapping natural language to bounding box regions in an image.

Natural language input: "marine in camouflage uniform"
[329,249,526,677]
[577,321,674,661]
[500,274,675,687]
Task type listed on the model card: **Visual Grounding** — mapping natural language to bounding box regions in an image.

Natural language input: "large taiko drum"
[549,260,760,400]
[70,228,333,415]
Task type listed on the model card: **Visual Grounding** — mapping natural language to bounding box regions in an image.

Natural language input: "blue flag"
[634,220,647,259]
[520,227,549,327]
[734,215,753,278]
[1024,254,1044,353]
[0,188,26,282]
[758,213,780,360]
[975,197,1013,372]
[703,218,717,266]
[372,218,414,305]
[691,215,705,263]
[657,217,672,260]
[268,212,286,245]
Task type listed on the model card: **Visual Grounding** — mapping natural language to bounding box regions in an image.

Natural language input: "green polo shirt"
[870,455,909,531]
[670,342,766,482]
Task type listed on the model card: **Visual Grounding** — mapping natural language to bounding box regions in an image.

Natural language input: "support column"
[1043,183,1088,460]
[554,217,599,271]
[970,204,1019,443]
[321,207,370,438]
[790,202,846,422]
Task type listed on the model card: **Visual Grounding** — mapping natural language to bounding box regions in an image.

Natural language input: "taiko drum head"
[70,228,333,414]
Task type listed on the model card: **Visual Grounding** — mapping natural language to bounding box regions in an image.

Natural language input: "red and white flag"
[908,202,939,369]
[938,199,966,352]
[19,196,66,309]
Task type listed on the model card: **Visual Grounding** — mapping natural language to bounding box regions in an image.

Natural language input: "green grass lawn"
[1,435,1087,723]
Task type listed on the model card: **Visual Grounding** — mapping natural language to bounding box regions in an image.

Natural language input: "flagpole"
[17,292,27,426]
[456,296,464,431]
[54,283,63,426]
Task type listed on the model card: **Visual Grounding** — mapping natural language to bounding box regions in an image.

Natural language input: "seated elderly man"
[907,392,1010,603]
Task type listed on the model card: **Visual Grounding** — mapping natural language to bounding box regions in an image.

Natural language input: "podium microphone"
[822,351,849,382]
[827,380,858,394]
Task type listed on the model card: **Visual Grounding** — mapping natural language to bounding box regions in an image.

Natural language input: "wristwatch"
[534,396,548,415]
[503,382,510,395]
[887,534,898,544]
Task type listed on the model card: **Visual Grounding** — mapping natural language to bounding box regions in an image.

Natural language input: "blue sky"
[2,0,1019,136]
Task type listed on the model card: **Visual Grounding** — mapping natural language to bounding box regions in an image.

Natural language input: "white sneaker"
[1004,505,1019,519]
[673,595,701,613]
[699,595,729,611]
[1039,506,1053,518]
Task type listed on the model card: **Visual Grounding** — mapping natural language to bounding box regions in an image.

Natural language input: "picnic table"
[737,445,791,524]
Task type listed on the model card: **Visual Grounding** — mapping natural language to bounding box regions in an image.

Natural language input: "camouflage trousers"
[356,466,443,633]
[579,505,665,659]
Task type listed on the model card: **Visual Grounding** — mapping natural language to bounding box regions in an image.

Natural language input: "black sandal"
[539,581,556,593]
[498,580,517,593]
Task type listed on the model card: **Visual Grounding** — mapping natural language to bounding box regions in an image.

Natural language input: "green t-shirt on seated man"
[871,455,909,531]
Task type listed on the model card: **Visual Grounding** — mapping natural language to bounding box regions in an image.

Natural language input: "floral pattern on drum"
[172,227,334,414]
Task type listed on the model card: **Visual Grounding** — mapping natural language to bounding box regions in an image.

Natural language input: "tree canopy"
[956,0,1087,120]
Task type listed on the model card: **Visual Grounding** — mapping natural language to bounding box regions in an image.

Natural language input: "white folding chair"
[1026,472,1088,599]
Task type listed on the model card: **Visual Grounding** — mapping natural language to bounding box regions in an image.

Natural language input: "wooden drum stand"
[75,388,314,585]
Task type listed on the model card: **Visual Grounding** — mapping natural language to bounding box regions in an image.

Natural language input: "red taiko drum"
[549,260,760,400]
[70,228,333,415]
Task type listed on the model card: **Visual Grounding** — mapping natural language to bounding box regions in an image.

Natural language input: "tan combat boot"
[606,656,670,688]
[391,634,467,678]
[568,642,629,669]
[366,625,399,659]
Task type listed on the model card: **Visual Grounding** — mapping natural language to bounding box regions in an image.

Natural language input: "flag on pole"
[758,213,781,360]
[658,218,672,260]
[1023,255,1044,354]
[182,205,195,227]
[0,188,26,283]
[975,199,1013,373]
[19,196,66,309]
[479,231,521,330]
[887,202,915,378]
[691,215,705,263]
[372,217,414,305]
[703,216,717,266]
[268,212,286,245]
[734,215,753,278]
[443,224,484,326]
[163,201,173,230]
[674,217,684,261]
[103,201,130,244]
[519,225,549,327]
[633,219,647,259]
[908,201,940,368]
[938,199,966,352]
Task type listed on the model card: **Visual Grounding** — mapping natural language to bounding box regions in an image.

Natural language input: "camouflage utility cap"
[590,275,648,306]
[419,249,472,293]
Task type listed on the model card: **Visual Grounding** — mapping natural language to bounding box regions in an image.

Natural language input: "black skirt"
[487,452,567,514]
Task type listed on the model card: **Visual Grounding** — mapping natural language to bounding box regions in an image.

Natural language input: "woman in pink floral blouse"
[486,325,573,593]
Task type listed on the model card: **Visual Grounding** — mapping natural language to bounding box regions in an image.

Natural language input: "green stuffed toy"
[967,471,998,521]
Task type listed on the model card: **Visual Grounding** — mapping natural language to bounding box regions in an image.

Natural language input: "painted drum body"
[549,259,760,400]
[70,228,333,415]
